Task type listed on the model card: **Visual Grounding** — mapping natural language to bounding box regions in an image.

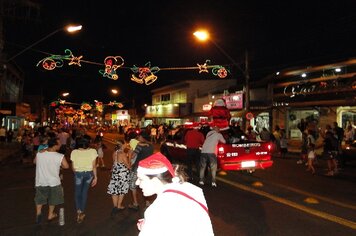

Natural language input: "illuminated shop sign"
[116,110,129,120]
[223,93,243,109]
[283,80,354,98]
[146,104,179,117]
[202,104,212,111]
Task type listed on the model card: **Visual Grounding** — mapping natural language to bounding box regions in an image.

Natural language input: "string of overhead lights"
[36,49,230,85]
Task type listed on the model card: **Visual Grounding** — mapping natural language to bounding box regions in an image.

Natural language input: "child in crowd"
[95,139,106,168]
[306,130,316,174]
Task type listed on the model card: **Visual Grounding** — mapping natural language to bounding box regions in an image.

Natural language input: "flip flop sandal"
[48,213,58,222]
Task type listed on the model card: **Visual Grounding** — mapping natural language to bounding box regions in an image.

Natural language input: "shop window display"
[288,110,319,139]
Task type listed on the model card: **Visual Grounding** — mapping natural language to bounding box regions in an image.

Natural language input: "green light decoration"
[36,49,83,70]
[212,65,229,78]
[35,48,230,84]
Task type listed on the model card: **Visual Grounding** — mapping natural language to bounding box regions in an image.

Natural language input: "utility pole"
[244,50,250,112]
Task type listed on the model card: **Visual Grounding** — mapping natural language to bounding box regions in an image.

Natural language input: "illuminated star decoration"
[59,99,66,105]
[99,56,125,80]
[212,66,229,78]
[197,60,210,73]
[68,54,83,67]
[130,62,160,85]
[36,49,83,70]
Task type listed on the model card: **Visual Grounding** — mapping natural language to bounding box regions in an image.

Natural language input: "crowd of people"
[272,121,355,176]
[3,117,354,233]
[27,123,214,235]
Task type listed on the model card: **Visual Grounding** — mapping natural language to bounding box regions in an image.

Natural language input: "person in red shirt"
[184,124,205,181]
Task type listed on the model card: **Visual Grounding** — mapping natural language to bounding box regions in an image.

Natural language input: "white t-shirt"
[201,130,226,154]
[35,151,64,187]
[139,182,214,236]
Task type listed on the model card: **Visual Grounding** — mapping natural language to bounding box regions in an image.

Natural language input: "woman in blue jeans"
[70,137,98,223]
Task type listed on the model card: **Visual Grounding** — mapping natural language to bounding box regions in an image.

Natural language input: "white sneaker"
[211,182,217,187]
[199,181,204,186]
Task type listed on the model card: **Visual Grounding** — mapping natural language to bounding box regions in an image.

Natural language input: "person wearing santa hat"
[209,98,231,130]
[136,152,214,236]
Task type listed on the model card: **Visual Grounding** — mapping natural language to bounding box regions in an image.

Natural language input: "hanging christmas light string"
[36,49,231,84]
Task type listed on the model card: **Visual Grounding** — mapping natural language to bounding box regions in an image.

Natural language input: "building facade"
[145,79,238,127]
[270,58,356,149]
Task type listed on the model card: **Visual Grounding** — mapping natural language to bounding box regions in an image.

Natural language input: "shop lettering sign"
[223,93,243,109]
[202,104,212,111]
[284,80,339,97]
[145,104,179,117]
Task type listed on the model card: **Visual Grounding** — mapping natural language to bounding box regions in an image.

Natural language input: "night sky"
[3,0,356,106]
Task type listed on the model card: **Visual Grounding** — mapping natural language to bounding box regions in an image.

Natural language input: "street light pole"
[244,50,250,112]
[7,24,82,62]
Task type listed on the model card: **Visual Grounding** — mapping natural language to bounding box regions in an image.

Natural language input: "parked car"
[160,126,273,172]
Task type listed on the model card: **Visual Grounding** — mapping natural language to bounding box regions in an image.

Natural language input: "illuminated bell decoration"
[130,62,160,85]
[131,74,158,85]
[81,103,92,111]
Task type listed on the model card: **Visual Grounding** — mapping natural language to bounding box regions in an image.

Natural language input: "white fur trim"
[137,166,168,175]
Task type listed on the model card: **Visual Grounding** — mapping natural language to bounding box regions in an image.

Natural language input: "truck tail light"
[267,144,272,151]
[218,146,225,154]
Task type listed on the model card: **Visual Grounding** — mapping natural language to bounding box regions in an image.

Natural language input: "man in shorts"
[34,137,69,224]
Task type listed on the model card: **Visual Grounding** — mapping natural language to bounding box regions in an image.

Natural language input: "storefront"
[145,103,192,127]
[271,58,356,146]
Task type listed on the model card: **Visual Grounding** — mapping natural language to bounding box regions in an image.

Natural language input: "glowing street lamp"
[193,30,210,41]
[111,89,119,95]
[7,24,82,62]
[62,92,70,97]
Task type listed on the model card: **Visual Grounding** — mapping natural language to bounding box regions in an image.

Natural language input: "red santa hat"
[137,152,175,177]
